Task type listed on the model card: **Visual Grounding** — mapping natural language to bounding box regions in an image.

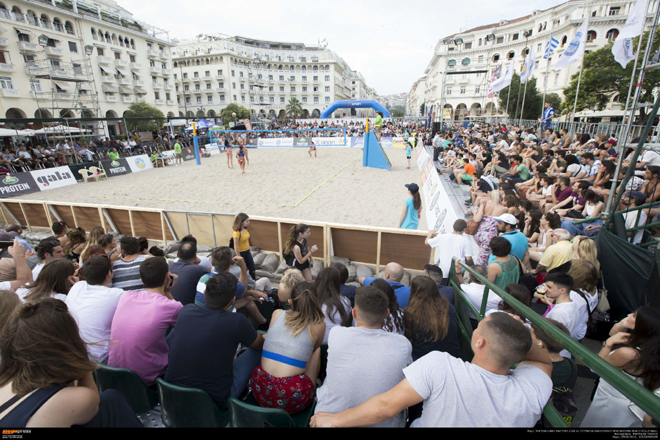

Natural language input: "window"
[464,42,472,49]
[302,76,307,81]
[154,92,160,100]
[493,54,500,62]
[325,86,330,92]
[269,97,274,103]
[0,77,14,90]
[130,55,136,62]
[461,74,467,79]
[196,97,202,104]
[302,97,307,103]
[279,75,284,80]
[478,55,484,63]
[268,75,273,80]
[23,54,36,65]
[496,36,504,44]
[217,69,223,75]
[587,30,597,41]
[606,29,619,40]
[186,97,191,105]
[313,76,318,81]
[537,43,542,52]
[609,7,620,16]
[446,87,452,95]
[194,71,199,78]
[279,86,284,92]
[18,32,30,43]
[233,95,236,101]
[325,75,329,81]
[205,70,210,77]
[232,82,236,89]
[554,73,559,85]
[206,83,211,90]
[313,97,319,104]
[97,47,104,56]
[231,70,235,76]
[302,86,307,92]
[476,72,482,78]
[512,33,519,41]
[149,60,155,67]
[325,96,330,102]
[240,83,244,90]
[182,72,188,78]
[280,97,285,103]
[475,86,480,94]
[112,51,120,60]
[207,96,213,103]
[239,71,243,77]
[289,76,295,81]
[72,63,82,75]
[184,85,189,91]
[161,62,166,69]
[30,79,41,92]
[68,42,77,53]
[291,86,296,92]
[313,86,319,92]
[478,38,482,46]
[220,94,225,101]
[460,86,466,94]
[195,84,201,91]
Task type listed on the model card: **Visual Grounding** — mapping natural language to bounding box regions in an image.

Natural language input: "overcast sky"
[123,0,562,96]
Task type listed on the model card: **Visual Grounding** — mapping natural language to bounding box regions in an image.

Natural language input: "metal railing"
[448,260,660,427]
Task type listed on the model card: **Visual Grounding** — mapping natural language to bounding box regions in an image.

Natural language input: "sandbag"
[312,259,324,279]
[346,264,357,283]
[356,264,373,279]
[253,252,268,269]
[260,253,280,274]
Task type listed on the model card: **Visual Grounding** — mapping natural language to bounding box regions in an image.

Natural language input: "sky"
[122,0,563,96]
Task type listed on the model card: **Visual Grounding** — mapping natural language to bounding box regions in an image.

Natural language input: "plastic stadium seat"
[156,378,229,428]
[89,165,107,180]
[94,364,159,414]
[78,168,92,182]
[228,396,316,428]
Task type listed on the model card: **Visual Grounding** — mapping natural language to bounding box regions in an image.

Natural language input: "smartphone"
[169,275,175,288]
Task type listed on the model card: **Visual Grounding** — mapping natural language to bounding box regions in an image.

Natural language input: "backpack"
[282,248,295,266]
[228,230,240,249]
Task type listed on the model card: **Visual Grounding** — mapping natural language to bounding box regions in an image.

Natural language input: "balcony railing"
[216,87,225,92]
[164,84,173,90]
[45,47,63,57]
[0,63,14,73]
[101,77,116,84]
[0,88,19,97]
[149,66,161,74]
[97,56,113,64]
[118,78,131,85]
[0,37,7,47]
[147,49,159,58]
[133,80,145,87]
[167,100,175,105]
[105,95,117,102]
[152,82,163,89]
[115,59,128,67]
[155,99,164,105]
[130,62,142,70]
[123,97,133,103]
[162,69,172,75]
[18,42,39,52]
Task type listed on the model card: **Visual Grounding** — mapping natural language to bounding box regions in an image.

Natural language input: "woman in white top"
[15,259,77,303]
[561,189,604,236]
[314,267,352,343]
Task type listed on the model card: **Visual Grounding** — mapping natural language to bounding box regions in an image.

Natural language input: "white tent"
[0,128,35,137]
[33,125,91,134]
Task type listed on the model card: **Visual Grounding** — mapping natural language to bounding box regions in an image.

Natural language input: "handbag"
[565,209,585,219]
[595,272,610,313]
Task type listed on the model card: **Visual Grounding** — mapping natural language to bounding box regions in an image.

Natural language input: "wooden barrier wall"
[1,200,434,272]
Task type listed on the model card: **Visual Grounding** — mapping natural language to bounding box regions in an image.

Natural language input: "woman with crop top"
[250,282,325,414]
[232,213,255,280]
[284,224,318,282]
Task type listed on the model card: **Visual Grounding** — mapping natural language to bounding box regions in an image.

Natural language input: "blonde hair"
[572,236,600,273]
[284,282,324,338]
[568,259,599,294]
[490,190,501,204]
[280,268,305,292]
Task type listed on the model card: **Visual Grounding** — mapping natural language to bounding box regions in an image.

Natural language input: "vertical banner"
[415,146,458,234]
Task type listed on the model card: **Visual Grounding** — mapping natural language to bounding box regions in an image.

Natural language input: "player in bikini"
[308,140,317,158]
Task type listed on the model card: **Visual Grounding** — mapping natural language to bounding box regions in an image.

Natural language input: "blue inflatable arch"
[320,100,391,119]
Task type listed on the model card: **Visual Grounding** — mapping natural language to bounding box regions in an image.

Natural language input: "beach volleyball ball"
[232,112,236,117]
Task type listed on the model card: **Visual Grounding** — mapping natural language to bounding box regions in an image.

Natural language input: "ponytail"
[284,223,309,254]
[412,192,422,211]
[284,282,324,337]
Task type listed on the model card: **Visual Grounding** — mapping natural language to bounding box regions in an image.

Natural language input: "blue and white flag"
[543,36,559,59]
[554,17,590,71]
[521,45,536,84]
[612,0,649,68]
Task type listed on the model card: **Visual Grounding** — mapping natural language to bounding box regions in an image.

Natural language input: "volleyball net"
[208,127,347,148]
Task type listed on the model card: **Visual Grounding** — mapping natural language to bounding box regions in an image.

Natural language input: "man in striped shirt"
[112,236,150,291]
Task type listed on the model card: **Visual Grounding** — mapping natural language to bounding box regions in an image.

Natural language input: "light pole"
[519,30,533,127]
[179,63,188,118]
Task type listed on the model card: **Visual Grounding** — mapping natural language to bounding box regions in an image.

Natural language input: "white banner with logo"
[205,144,222,155]
[126,154,153,173]
[416,147,458,234]
[30,166,78,191]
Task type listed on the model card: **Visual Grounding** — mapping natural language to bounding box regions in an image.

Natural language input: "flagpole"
[505,83,511,124]
[570,64,584,134]
[541,33,553,126]
[618,34,645,141]
[519,39,532,127]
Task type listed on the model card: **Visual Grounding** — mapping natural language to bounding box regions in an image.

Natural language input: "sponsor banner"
[181,146,196,161]
[392,137,408,149]
[0,173,40,198]
[126,154,153,173]
[416,147,458,234]
[257,138,294,147]
[311,137,346,147]
[31,166,77,191]
[349,137,393,149]
[206,144,221,155]
[101,159,132,177]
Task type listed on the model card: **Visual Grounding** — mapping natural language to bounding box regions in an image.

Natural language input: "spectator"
[232,213,256,281]
[489,214,528,264]
[249,282,325,414]
[561,189,604,237]
[315,267,352,343]
[51,221,69,248]
[567,259,600,342]
[65,256,124,362]
[63,229,86,262]
[0,289,21,334]
[423,264,455,304]
[80,245,107,266]
[0,299,142,427]
[538,272,578,357]
[425,219,474,283]
[15,259,75,303]
[5,223,33,252]
[359,262,411,308]
[404,276,460,361]
[0,241,32,292]
[454,264,500,327]
[330,262,356,307]
[370,278,405,335]
[314,286,412,427]
[283,224,319,282]
[533,229,573,274]
[311,313,552,427]
[487,237,520,291]
[277,267,305,304]
[33,238,65,279]
[168,242,210,306]
[165,272,265,410]
[108,257,183,386]
[111,236,149,291]
[81,226,106,256]
[572,236,600,273]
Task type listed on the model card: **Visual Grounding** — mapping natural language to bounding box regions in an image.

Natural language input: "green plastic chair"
[94,364,159,414]
[156,378,229,428]
[228,396,316,428]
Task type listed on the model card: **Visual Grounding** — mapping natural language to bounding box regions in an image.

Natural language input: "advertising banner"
[416,147,458,234]
[101,159,132,177]
[126,154,153,173]
[0,173,40,198]
[256,138,294,147]
[392,137,407,149]
[181,146,196,161]
[30,166,77,191]
[205,144,222,155]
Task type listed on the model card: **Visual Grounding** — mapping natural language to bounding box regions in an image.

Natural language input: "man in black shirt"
[168,242,210,305]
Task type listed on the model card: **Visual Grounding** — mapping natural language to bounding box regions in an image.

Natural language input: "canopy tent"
[195,119,215,129]
[162,119,188,127]
[0,128,35,137]
[33,125,91,134]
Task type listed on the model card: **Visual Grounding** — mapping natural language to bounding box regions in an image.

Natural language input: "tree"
[420,103,425,115]
[497,73,562,121]
[220,104,250,125]
[560,31,660,124]
[124,101,164,132]
[392,109,405,117]
[286,98,303,119]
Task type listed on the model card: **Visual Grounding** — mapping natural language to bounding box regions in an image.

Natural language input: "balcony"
[268,90,275,94]
[206,100,213,105]
[123,96,133,103]
[162,69,172,75]
[313,91,320,95]
[0,63,14,73]
[155,99,164,105]
[0,88,19,97]
[215,75,224,80]
[149,66,161,74]
[97,56,113,64]
[130,62,142,70]
[180,77,190,82]
[192,76,201,82]
[193,89,202,94]
[203,75,212,81]
[239,76,246,82]
[159,52,168,60]
[106,95,118,102]
[0,37,8,47]
[301,79,308,84]
[219,99,226,104]
[459,77,468,83]
[101,76,116,84]
[115,59,128,67]
[18,42,39,52]
[167,100,175,105]
[152,82,163,89]
[216,87,225,92]
[182,90,191,95]
[164,84,173,90]
[118,78,132,86]
[313,79,319,84]
[133,80,145,87]
[147,49,159,58]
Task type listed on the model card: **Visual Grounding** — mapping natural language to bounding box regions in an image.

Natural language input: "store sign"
[30,166,78,190]
[0,173,40,198]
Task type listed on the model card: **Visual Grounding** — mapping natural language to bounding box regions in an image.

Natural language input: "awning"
[116,67,130,77]
[14,27,36,37]
[131,70,141,76]
[134,87,147,94]
[119,87,132,94]
[53,80,75,92]
[0,24,8,34]
[79,83,92,91]
[98,64,113,74]
[102,85,118,93]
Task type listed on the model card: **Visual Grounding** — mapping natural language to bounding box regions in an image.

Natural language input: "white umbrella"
[0,128,30,137]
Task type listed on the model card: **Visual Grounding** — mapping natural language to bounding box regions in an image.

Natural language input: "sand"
[13,147,428,229]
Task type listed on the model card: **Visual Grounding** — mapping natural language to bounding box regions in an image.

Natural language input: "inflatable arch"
[320,100,391,119]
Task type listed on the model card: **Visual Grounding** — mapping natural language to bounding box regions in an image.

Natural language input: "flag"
[554,16,589,71]
[521,46,536,84]
[543,36,559,59]
[612,0,649,68]
[492,61,514,93]
[488,64,503,98]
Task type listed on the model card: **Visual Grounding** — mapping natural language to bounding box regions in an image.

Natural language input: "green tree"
[220,104,250,125]
[286,98,303,119]
[123,101,164,132]
[497,73,562,121]
[392,109,405,117]
[561,31,660,123]
[420,103,425,115]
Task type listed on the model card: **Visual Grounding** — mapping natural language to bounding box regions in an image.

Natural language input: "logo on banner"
[34,170,73,187]
[135,158,146,169]
[111,160,120,167]
[564,32,582,57]
[2,176,18,185]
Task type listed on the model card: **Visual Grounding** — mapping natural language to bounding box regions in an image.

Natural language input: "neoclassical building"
[419,0,659,122]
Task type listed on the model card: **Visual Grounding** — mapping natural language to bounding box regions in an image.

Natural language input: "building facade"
[420,0,659,122]
[171,34,377,120]
[406,77,426,116]
[0,0,178,136]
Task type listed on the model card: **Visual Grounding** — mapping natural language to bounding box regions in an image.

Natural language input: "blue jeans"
[241,250,256,281]
[562,218,603,236]
[231,347,261,398]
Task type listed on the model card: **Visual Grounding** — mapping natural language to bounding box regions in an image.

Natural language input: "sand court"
[13,147,428,229]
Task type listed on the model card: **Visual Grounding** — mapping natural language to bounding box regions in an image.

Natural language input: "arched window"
[118,35,124,46]
[447,59,457,66]
[520,47,529,56]
[53,17,62,32]
[301,65,306,71]
[492,53,500,62]
[606,29,619,40]
[40,13,50,29]
[0,4,10,20]
[538,23,543,32]
[11,6,23,22]
[111,33,117,44]
[461,57,471,65]
[507,51,515,60]
[290,65,294,70]
[325,65,330,71]
[313,65,318,71]
[587,30,597,41]
[91,27,97,40]
[130,39,135,49]
[26,10,37,25]
[65,21,74,35]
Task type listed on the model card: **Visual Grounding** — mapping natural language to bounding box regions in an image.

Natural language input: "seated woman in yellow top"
[232,213,255,280]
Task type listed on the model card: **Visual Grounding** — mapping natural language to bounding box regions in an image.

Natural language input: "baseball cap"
[493,213,518,226]
[624,191,647,201]
[405,183,419,194]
